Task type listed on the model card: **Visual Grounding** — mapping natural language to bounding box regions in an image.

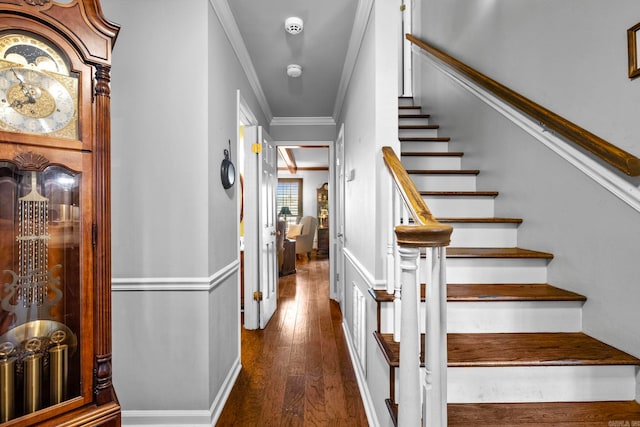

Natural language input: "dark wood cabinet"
[317,227,329,257]
[281,239,296,276]
[316,183,329,257]
[0,2,119,425]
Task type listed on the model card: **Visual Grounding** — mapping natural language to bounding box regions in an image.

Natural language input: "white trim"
[210,357,242,425]
[237,90,258,126]
[343,248,377,289]
[121,409,211,427]
[332,0,375,120]
[270,116,336,127]
[209,0,273,123]
[111,260,239,292]
[275,140,333,147]
[415,48,640,214]
[342,320,380,427]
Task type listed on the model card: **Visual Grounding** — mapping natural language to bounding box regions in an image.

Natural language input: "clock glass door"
[0,159,82,422]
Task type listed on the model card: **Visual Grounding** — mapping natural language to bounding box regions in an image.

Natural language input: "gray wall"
[415,1,640,359]
[418,0,640,158]
[337,1,399,424]
[103,0,267,422]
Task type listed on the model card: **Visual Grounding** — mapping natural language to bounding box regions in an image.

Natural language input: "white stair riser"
[423,195,495,217]
[399,128,439,138]
[410,174,476,191]
[400,140,450,152]
[446,223,518,248]
[447,365,638,403]
[446,258,549,284]
[399,117,430,126]
[378,301,582,334]
[398,98,415,107]
[401,155,461,170]
[446,301,583,333]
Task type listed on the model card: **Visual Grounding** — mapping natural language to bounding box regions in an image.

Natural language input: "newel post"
[395,224,452,427]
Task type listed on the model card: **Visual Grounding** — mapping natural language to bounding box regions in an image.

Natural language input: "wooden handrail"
[407,34,640,177]
[382,146,452,247]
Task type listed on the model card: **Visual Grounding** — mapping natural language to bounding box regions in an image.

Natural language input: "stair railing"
[383,146,453,426]
[406,34,640,177]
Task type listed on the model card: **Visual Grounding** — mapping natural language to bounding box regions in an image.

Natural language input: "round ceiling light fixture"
[284,17,304,35]
[286,64,302,78]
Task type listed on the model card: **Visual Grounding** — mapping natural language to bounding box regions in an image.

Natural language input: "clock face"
[0,67,75,134]
[0,33,78,139]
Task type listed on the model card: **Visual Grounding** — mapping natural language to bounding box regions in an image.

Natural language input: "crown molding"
[209,0,273,123]
[271,116,336,127]
[332,0,374,120]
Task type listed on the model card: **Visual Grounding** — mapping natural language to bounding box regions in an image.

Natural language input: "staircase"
[373,97,640,425]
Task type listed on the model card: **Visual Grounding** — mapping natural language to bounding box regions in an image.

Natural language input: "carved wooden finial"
[24,0,51,6]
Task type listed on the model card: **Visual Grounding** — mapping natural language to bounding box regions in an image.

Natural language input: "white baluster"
[387,179,396,295]
[393,194,403,342]
[423,246,448,426]
[397,245,421,427]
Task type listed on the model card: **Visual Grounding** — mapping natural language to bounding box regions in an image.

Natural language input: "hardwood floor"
[217,257,368,426]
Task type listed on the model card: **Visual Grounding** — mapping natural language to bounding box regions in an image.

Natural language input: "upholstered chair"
[293,216,318,260]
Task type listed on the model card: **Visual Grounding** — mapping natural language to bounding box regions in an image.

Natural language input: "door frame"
[237,91,258,333]
[330,124,345,308]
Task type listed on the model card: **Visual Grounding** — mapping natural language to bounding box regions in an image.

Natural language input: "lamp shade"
[279,207,292,216]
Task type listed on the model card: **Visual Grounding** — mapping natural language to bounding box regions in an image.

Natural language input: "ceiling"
[227,0,360,121]
[223,0,367,171]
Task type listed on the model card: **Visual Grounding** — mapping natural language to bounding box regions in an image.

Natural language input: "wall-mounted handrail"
[382,146,452,426]
[407,34,640,177]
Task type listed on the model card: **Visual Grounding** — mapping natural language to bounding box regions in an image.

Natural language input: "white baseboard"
[210,357,242,424]
[121,358,241,427]
[342,320,381,427]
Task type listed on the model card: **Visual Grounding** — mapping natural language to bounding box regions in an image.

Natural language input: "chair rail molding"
[413,46,640,214]
[111,259,239,292]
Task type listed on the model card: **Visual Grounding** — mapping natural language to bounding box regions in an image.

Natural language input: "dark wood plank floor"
[217,257,369,426]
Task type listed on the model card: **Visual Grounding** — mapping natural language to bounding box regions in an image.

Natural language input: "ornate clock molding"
[0,1,120,425]
[24,0,51,6]
[13,151,49,170]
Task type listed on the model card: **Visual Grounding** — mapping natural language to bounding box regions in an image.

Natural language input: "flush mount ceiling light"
[284,17,304,35]
[287,64,302,78]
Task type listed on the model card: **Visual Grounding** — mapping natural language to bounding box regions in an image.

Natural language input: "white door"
[333,125,346,308]
[243,126,278,329]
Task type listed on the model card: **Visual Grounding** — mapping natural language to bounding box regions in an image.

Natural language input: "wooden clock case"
[0,1,120,425]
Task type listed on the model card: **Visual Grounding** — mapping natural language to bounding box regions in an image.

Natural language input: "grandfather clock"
[0,1,120,425]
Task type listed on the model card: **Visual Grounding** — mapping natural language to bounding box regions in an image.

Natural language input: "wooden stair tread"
[408,169,479,174]
[371,284,585,303]
[448,401,640,426]
[401,151,464,157]
[448,283,586,302]
[449,332,640,367]
[399,105,422,109]
[437,217,523,224]
[399,113,431,119]
[374,332,640,368]
[446,247,554,259]
[420,191,499,197]
[399,124,440,129]
[388,400,640,426]
[399,136,450,142]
